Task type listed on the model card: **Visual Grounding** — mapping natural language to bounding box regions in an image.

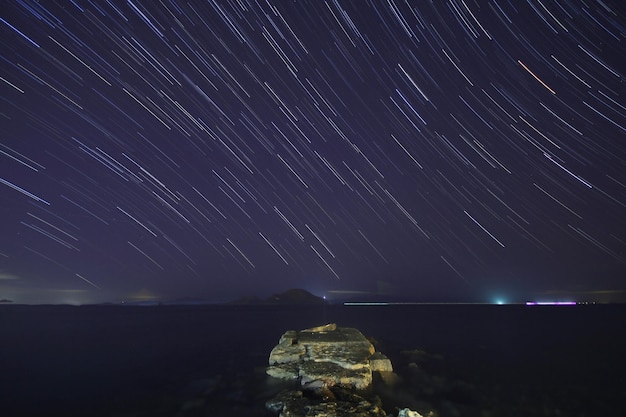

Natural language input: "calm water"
[1,304,625,416]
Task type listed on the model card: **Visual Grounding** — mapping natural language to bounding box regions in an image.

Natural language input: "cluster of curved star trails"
[1,1,624,303]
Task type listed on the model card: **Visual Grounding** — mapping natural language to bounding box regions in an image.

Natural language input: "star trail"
[1,1,624,304]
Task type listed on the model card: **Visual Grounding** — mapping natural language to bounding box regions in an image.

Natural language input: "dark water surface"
[1,304,625,416]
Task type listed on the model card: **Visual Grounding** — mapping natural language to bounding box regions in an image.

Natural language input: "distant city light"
[525,301,577,306]
[344,302,390,306]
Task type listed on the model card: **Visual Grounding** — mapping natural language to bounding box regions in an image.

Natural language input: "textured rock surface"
[369,351,393,373]
[266,323,392,390]
[265,387,387,417]
[266,324,398,416]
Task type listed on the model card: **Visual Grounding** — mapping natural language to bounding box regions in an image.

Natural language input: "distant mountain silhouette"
[229,288,326,305]
[0,299,13,303]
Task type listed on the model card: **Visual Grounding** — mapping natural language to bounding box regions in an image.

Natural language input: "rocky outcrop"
[266,323,392,390]
[266,323,396,416]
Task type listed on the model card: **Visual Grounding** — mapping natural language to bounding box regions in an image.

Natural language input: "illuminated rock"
[266,323,397,416]
[267,323,392,390]
[397,408,425,417]
[369,351,393,373]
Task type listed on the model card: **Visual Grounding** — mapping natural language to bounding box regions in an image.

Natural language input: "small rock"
[370,351,393,373]
[397,408,425,417]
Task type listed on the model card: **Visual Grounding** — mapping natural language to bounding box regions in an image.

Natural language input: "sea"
[1,303,624,417]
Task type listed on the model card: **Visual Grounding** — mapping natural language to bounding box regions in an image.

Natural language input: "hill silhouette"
[229,288,326,305]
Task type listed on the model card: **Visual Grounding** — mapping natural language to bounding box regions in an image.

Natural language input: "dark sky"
[1,1,624,304]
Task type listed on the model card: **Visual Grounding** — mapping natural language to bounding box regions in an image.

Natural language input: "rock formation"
[267,323,393,390]
[265,323,396,416]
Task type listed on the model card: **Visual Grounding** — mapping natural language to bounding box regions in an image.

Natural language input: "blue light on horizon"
[525,301,577,306]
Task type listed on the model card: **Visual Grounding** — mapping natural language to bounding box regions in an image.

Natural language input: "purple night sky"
[1,1,624,304]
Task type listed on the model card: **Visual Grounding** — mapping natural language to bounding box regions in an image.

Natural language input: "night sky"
[1,1,625,304]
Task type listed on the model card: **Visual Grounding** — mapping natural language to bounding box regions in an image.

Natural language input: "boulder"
[369,351,393,373]
[266,324,398,416]
[267,323,392,390]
